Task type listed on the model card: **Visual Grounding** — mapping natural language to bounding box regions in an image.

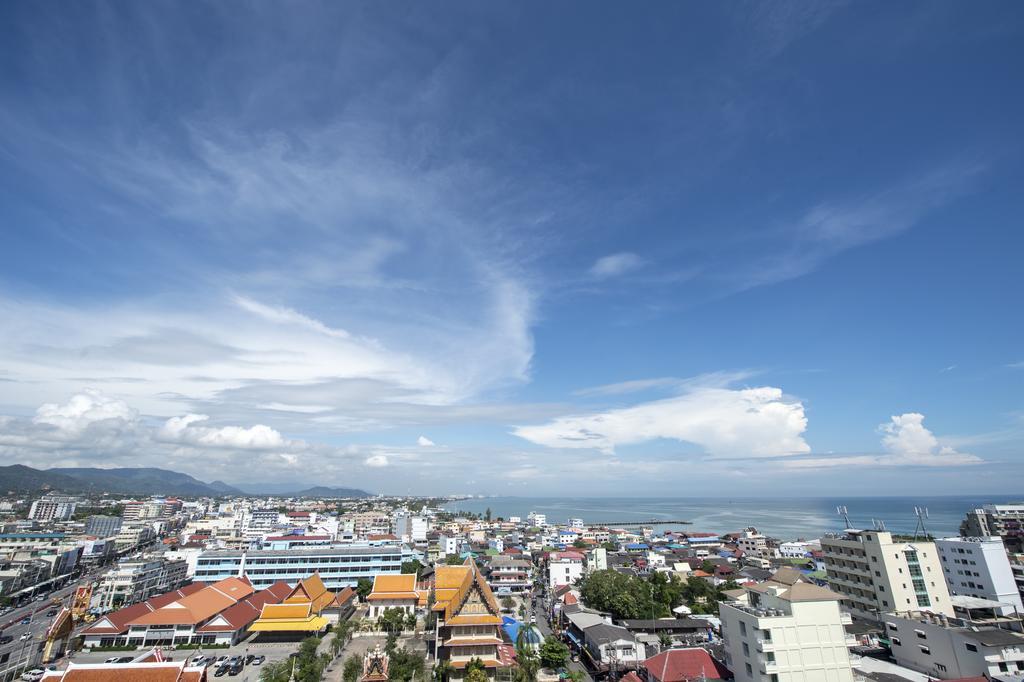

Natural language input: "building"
[439,535,461,557]
[249,573,336,637]
[85,515,123,538]
[548,551,585,588]
[96,556,188,610]
[116,523,157,551]
[581,623,645,673]
[367,574,421,618]
[42,655,207,681]
[432,559,505,678]
[194,544,410,589]
[962,505,1024,553]
[28,495,79,522]
[393,514,428,543]
[820,529,952,619]
[641,647,731,682]
[883,610,1024,679]
[586,547,608,573]
[936,536,1024,616]
[487,556,532,594]
[778,541,817,559]
[720,567,855,682]
[527,512,547,527]
[737,530,776,559]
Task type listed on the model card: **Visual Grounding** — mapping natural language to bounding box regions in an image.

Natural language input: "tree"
[514,628,540,682]
[445,554,466,565]
[343,655,363,682]
[601,542,618,552]
[539,636,569,670]
[465,658,487,682]
[389,647,427,682]
[405,611,418,631]
[572,539,587,549]
[501,595,515,611]
[332,620,355,657]
[356,578,374,600]
[379,607,408,635]
[402,558,424,578]
[260,637,329,682]
[564,670,585,682]
[485,507,492,522]
[658,631,673,647]
[433,660,454,682]
[577,570,661,620]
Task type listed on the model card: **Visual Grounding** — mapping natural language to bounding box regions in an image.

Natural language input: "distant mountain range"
[0,464,372,498]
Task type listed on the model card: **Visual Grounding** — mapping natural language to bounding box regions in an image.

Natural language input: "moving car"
[20,632,33,641]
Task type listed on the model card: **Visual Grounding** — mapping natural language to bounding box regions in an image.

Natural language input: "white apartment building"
[548,551,584,588]
[568,518,584,529]
[438,534,461,557]
[935,536,1024,616]
[242,508,281,540]
[720,568,855,682]
[393,514,428,543]
[28,495,79,522]
[883,610,1024,679]
[586,547,608,573]
[820,529,952,619]
[115,523,156,551]
[527,512,547,527]
[96,556,188,609]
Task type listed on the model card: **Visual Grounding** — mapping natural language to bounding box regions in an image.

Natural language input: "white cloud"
[589,252,645,279]
[417,436,435,447]
[513,385,809,457]
[880,412,980,466]
[365,454,389,467]
[158,413,288,449]
[782,412,981,469]
[33,390,138,433]
[233,296,351,339]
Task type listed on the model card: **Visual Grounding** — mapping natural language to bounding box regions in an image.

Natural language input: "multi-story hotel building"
[194,544,416,589]
[820,529,952,619]
[720,568,855,682]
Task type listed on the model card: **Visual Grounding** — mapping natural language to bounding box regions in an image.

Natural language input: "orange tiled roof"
[285,573,335,613]
[431,559,500,622]
[130,577,254,626]
[41,661,205,681]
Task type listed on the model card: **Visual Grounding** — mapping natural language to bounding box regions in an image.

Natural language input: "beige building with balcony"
[720,567,855,682]
[820,529,952,619]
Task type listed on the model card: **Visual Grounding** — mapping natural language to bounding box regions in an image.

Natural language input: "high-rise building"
[936,536,1024,616]
[720,567,855,682]
[821,529,952,619]
[961,505,1024,553]
[28,495,79,522]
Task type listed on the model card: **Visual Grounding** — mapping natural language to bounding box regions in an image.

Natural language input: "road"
[531,589,592,682]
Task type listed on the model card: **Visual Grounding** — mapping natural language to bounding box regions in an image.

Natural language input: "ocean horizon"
[441,495,1023,540]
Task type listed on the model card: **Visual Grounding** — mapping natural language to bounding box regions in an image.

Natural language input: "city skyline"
[1,2,1023,495]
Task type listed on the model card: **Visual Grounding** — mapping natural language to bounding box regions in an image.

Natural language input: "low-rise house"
[641,647,731,682]
[549,551,585,588]
[581,623,646,674]
[621,619,711,644]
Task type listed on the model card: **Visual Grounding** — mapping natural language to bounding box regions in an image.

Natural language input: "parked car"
[0,636,13,645]
[244,655,255,664]
[252,655,265,666]
[116,656,134,663]
[20,670,45,682]
[214,666,230,677]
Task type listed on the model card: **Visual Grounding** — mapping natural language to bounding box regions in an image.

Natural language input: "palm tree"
[432,660,454,682]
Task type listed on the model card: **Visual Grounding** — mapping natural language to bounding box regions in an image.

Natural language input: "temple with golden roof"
[432,558,505,677]
[249,573,335,637]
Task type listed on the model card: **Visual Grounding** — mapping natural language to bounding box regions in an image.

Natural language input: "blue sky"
[0,1,1022,495]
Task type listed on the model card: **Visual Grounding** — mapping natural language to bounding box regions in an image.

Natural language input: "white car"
[21,670,45,682]
[20,632,33,641]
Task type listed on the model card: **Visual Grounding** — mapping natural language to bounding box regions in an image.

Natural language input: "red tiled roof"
[264,534,330,541]
[642,648,730,682]
[621,673,643,682]
[83,584,206,635]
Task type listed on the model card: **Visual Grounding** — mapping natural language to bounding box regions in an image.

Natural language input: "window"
[965,643,978,652]
[891,637,902,646]
[919,645,930,655]
[745,663,752,676]
[936,664,947,673]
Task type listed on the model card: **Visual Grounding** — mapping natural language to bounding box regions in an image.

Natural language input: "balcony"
[755,638,774,651]
[759,660,778,673]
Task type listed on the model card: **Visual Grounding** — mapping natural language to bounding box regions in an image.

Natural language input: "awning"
[565,631,582,647]
[249,616,329,632]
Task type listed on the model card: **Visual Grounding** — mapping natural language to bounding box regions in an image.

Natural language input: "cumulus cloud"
[158,413,288,449]
[783,412,981,469]
[33,390,138,433]
[417,436,435,447]
[513,385,809,457]
[589,252,645,279]
[365,454,389,467]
